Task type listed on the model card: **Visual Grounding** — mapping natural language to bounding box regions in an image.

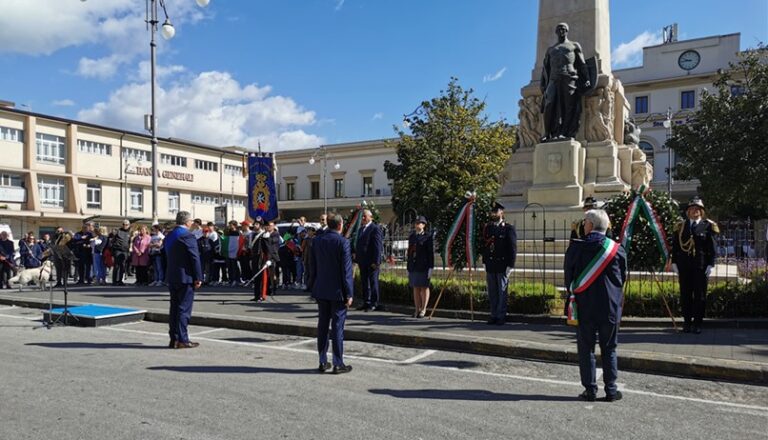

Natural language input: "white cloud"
[77,69,323,152]
[372,112,383,121]
[612,31,663,68]
[0,0,208,79]
[335,0,346,11]
[483,67,507,83]
[52,99,76,107]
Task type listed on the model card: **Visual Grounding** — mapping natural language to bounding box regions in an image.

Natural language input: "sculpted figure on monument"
[624,117,641,145]
[585,78,614,142]
[517,96,543,148]
[540,23,593,141]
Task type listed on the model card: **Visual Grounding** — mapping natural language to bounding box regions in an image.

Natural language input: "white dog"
[8,260,54,291]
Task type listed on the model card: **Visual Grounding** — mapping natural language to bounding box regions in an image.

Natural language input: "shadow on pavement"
[26,342,166,350]
[368,388,578,402]
[147,365,316,374]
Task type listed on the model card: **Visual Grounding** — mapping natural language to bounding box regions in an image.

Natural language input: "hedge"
[365,273,768,318]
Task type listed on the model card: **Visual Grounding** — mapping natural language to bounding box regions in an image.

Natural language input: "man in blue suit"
[164,211,203,349]
[309,213,354,374]
[353,209,383,311]
[564,209,627,402]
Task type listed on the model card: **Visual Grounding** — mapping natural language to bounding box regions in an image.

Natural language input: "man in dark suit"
[164,211,203,349]
[671,197,719,334]
[309,213,354,374]
[354,209,383,311]
[482,202,518,325]
[564,209,627,402]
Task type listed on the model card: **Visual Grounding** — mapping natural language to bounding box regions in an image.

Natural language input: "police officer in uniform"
[671,197,719,334]
[570,196,599,240]
[482,202,518,325]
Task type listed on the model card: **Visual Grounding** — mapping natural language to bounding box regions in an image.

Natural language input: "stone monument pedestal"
[527,139,585,207]
[583,140,629,196]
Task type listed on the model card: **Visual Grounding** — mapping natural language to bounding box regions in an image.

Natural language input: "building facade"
[274,139,397,224]
[614,32,742,200]
[0,104,248,238]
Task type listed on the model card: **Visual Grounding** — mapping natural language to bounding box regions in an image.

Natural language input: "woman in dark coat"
[407,216,434,318]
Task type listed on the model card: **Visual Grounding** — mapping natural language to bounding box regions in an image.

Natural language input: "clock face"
[678,50,701,71]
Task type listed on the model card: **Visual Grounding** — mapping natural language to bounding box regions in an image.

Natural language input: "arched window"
[639,141,654,167]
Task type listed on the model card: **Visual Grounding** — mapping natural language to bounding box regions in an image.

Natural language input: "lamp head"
[309,157,316,165]
[161,19,176,40]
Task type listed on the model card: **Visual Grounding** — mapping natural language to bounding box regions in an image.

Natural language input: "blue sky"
[0,0,765,151]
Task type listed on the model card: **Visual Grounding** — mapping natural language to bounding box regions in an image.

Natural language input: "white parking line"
[401,350,437,364]
[0,313,39,321]
[282,339,316,348]
[190,328,226,337]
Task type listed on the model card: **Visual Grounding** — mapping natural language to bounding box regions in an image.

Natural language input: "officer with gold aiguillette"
[671,197,719,334]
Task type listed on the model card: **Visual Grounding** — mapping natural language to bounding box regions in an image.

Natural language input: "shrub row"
[364,273,768,318]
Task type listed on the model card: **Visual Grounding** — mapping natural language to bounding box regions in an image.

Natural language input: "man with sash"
[671,197,718,334]
[564,209,627,402]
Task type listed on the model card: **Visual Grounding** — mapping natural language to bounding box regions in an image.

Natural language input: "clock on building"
[678,50,701,71]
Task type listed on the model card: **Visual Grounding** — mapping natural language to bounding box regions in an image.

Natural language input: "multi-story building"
[274,139,397,223]
[0,103,249,238]
[614,32,742,200]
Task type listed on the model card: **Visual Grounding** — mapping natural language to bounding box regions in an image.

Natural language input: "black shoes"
[601,391,623,402]
[317,362,331,373]
[332,365,353,375]
[579,390,596,402]
[692,325,702,334]
[355,305,368,311]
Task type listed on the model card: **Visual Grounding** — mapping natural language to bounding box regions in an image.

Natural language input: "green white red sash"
[442,195,476,268]
[570,237,620,294]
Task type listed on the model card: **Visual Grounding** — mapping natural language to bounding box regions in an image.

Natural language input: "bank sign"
[127,166,194,182]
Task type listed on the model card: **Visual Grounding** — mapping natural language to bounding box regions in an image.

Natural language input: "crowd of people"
[0,215,330,293]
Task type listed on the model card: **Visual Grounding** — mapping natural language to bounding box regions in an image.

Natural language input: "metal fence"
[380,218,768,315]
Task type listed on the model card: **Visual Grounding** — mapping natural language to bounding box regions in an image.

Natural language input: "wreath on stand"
[604,187,681,272]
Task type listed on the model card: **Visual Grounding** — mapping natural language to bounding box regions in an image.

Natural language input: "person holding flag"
[564,209,627,402]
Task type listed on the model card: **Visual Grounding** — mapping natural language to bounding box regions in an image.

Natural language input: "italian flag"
[571,238,620,294]
[220,234,245,259]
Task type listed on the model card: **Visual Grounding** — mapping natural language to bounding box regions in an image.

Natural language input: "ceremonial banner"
[248,154,279,221]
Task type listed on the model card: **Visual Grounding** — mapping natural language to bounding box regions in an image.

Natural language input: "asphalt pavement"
[0,283,766,383]
[0,306,766,440]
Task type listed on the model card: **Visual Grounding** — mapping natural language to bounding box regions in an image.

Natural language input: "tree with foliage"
[384,78,516,230]
[667,46,768,218]
[604,189,681,271]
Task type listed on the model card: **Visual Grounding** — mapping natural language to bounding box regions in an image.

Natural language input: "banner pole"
[428,267,455,319]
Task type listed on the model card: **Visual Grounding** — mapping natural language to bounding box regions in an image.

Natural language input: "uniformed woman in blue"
[407,216,434,318]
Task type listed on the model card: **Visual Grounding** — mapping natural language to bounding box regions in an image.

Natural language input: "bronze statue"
[540,23,593,141]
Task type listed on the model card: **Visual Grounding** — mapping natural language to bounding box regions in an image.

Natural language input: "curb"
[2,296,766,384]
[382,303,768,329]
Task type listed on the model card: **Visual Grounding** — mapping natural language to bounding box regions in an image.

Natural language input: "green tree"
[384,78,516,229]
[667,46,768,218]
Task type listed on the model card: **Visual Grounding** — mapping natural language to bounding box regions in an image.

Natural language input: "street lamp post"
[144,0,210,223]
[663,107,673,196]
[309,146,340,215]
